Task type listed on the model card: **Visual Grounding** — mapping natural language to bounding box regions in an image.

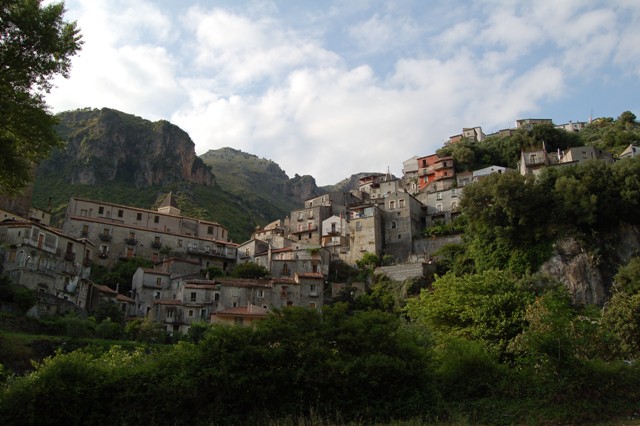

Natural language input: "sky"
[45,0,640,186]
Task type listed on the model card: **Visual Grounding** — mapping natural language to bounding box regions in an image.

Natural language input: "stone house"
[0,220,92,308]
[287,202,331,246]
[381,192,425,262]
[321,214,349,261]
[416,154,456,192]
[62,194,237,273]
[344,203,384,265]
[418,187,463,227]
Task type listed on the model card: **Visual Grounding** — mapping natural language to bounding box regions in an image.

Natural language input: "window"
[117,209,123,218]
[529,154,537,163]
[81,225,89,236]
[214,293,220,301]
[167,309,174,318]
[234,317,244,325]
[451,201,458,210]
[257,289,264,298]
[137,212,142,220]
[207,226,213,234]
[451,189,457,197]
[389,200,395,209]
[128,232,135,239]
[154,291,160,299]
[309,302,317,309]
[98,206,104,214]
[436,192,442,200]
[178,239,183,247]
[80,209,88,217]
[153,215,159,223]
[391,221,397,229]
[308,233,312,239]
[399,199,405,208]
[398,234,402,239]
[310,284,317,296]
[156,277,162,286]
[436,204,443,212]
[191,292,196,302]
[188,310,194,317]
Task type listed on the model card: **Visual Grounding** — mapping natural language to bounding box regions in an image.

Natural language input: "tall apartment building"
[62,193,237,272]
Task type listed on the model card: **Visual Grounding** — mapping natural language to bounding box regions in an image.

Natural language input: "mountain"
[199,147,325,214]
[31,108,327,242]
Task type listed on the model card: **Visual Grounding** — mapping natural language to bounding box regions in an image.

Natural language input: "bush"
[95,318,123,340]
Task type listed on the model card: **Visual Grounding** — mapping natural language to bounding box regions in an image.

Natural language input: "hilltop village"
[1,117,637,334]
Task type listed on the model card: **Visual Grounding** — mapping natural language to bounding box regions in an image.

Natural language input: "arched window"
[391,221,397,229]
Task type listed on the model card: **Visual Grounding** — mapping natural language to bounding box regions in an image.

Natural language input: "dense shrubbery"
[0,306,442,425]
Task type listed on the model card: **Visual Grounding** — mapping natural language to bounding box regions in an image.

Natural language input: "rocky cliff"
[540,224,640,305]
[50,108,215,188]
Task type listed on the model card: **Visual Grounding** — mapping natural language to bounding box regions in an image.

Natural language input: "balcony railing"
[125,238,138,246]
[98,252,108,258]
[99,233,112,242]
[151,241,162,249]
[64,252,76,262]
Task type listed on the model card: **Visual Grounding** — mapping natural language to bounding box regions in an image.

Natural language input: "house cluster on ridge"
[1,115,637,332]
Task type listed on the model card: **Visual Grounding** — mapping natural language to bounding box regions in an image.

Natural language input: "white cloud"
[348,13,420,55]
[45,0,640,187]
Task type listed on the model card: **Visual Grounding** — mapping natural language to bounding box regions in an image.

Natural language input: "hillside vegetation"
[7,110,640,425]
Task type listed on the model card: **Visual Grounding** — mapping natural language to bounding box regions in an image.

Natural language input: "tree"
[405,269,536,355]
[230,262,269,279]
[0,0,82,195]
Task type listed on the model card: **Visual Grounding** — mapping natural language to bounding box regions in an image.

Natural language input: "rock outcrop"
[540,225,640,305]
[51,108,215,188]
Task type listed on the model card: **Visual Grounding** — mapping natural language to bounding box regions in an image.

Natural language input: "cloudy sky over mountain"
[46,0,640,185]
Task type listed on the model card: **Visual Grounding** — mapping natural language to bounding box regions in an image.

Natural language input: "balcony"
[151,241,162,250]
[99,233,112,242]
[64,252,76,262]
[80,231,89,238]
[98,252,109,259]
[125,238,138,246]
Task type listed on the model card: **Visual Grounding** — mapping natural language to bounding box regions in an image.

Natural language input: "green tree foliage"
[356,251,379,269]
[93,301,125,325]
[0,0,82,195]
[579,111,640,154]
[91,257,153,295]
[461,172,553,274]
[0,281,36,313]
[601,257,640,359]
[405,269,536,355]
[0,307,441,424]
[456,158,640,275]
[230,261,269,278]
